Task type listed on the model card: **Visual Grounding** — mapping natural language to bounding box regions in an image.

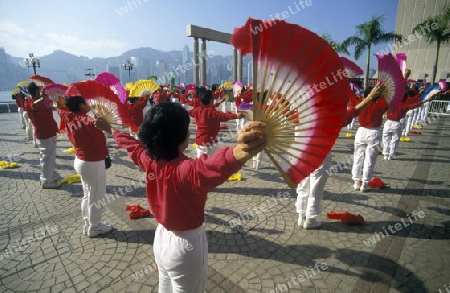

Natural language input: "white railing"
[429,100,450,115]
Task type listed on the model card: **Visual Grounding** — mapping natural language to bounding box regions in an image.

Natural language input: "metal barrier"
[429,100,450,115]
[0,102,18,113]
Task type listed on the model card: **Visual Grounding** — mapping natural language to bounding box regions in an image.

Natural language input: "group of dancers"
[10,71,443,292]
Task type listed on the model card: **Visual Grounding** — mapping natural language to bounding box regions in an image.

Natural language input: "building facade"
[394,0,450,82]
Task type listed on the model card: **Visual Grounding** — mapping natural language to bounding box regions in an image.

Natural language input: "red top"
[189,105,237,145]
[387,98,423,121]
[15,96,24,108]
[57,107,108,161]
[114,131,242,231]
[153,91,169,105]
[126,97,148,127]
[23,99,58,140]
[357,97,388,128]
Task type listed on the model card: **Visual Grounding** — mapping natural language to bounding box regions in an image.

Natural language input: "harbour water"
[0,90,13,103]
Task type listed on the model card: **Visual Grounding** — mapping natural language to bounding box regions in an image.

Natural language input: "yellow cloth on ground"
[0,161,18,169]
[57,174,81,185]
[63,147,75,153]
[228,173,242,181]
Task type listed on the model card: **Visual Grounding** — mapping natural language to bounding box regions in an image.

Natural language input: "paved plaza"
[0,109,449,293]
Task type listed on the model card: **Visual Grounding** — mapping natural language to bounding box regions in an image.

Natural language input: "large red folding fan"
[230,18,351,188]
[65,80,137,131]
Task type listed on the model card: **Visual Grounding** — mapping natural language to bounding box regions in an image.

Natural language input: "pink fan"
[42,83,68,103]
[375,53,404,112]
[231,18,351,188]
[339,57,363,77]
[349,82,363,91]
[232,81,244,98]
[95,72,127,104]
[438,79,447,92]
[395,53,407,76]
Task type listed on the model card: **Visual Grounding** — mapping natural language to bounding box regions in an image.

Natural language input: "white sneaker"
[87,222,113,237]
[41,181,62,189]
[353,181,360,190]
[388,156,393,160]
[298,215,306,227]
[360,183,371,192]
[384,156,388,160]
[303,218,322,229]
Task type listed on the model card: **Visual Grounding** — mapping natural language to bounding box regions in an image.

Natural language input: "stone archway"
[186,24,243,85]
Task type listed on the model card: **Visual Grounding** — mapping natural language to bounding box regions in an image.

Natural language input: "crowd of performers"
[10,72,443,292]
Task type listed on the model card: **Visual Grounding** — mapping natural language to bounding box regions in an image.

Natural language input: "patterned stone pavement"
[0,109,449,293]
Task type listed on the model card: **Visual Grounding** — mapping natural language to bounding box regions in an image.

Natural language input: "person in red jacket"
[13,92,26,129]
[56,90,113,237]
[296,84,386,229]
[126,94,149,138]
[189,89,244,157]
[351,85,390,192]
[22,82,60,189]
[382,90,437,160]
[94,102,266,293]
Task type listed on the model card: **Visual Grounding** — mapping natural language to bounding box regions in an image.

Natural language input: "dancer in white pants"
[296,85,386,229]
[58,92,113,237]
[382,120,402,160]
[22,82,59,188]
[351,88,389,192]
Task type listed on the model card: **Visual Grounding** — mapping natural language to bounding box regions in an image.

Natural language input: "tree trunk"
[432,41,440,84]
[364,45,371,90]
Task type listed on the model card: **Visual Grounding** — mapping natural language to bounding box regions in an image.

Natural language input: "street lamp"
[84,68,95,80]
[123,60,134,82]
[24,53,40,75]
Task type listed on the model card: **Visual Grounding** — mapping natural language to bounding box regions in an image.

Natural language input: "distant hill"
[0,47,242,90]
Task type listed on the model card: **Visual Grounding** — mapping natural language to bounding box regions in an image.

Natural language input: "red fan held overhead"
[375,53,405,112]
[65,80,137,131]
[230,18,351,188]
[29,74,54,87]
[339,57,363,77]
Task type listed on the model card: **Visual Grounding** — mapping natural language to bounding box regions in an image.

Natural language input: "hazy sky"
[0,0,399,69]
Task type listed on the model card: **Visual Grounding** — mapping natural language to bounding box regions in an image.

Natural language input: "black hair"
[138,103,190,161]
[64,96,86,113]
[199,89,214,105]
[27,82,39,98]
[211,84,218,91]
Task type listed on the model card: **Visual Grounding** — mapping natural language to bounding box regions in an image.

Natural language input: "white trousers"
[382,120,401,157]
[351,127,381,183]
[295,153,332,219]
[421,102,430,122]
[221,101,230,113]
[154,224,208,293]
[196,144,218,158]
[74,157,106,228]
[23,111,37,144]
[347,117,357,130]
[18,107,26,128]
[39,136,57,183]
[403,109,414,136]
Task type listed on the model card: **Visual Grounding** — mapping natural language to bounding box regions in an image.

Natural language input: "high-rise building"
[394,0,450,82]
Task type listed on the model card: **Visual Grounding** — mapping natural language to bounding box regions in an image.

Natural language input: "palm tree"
[342,15,403,89]
[413,4,450,84]
[321,33,350,55]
